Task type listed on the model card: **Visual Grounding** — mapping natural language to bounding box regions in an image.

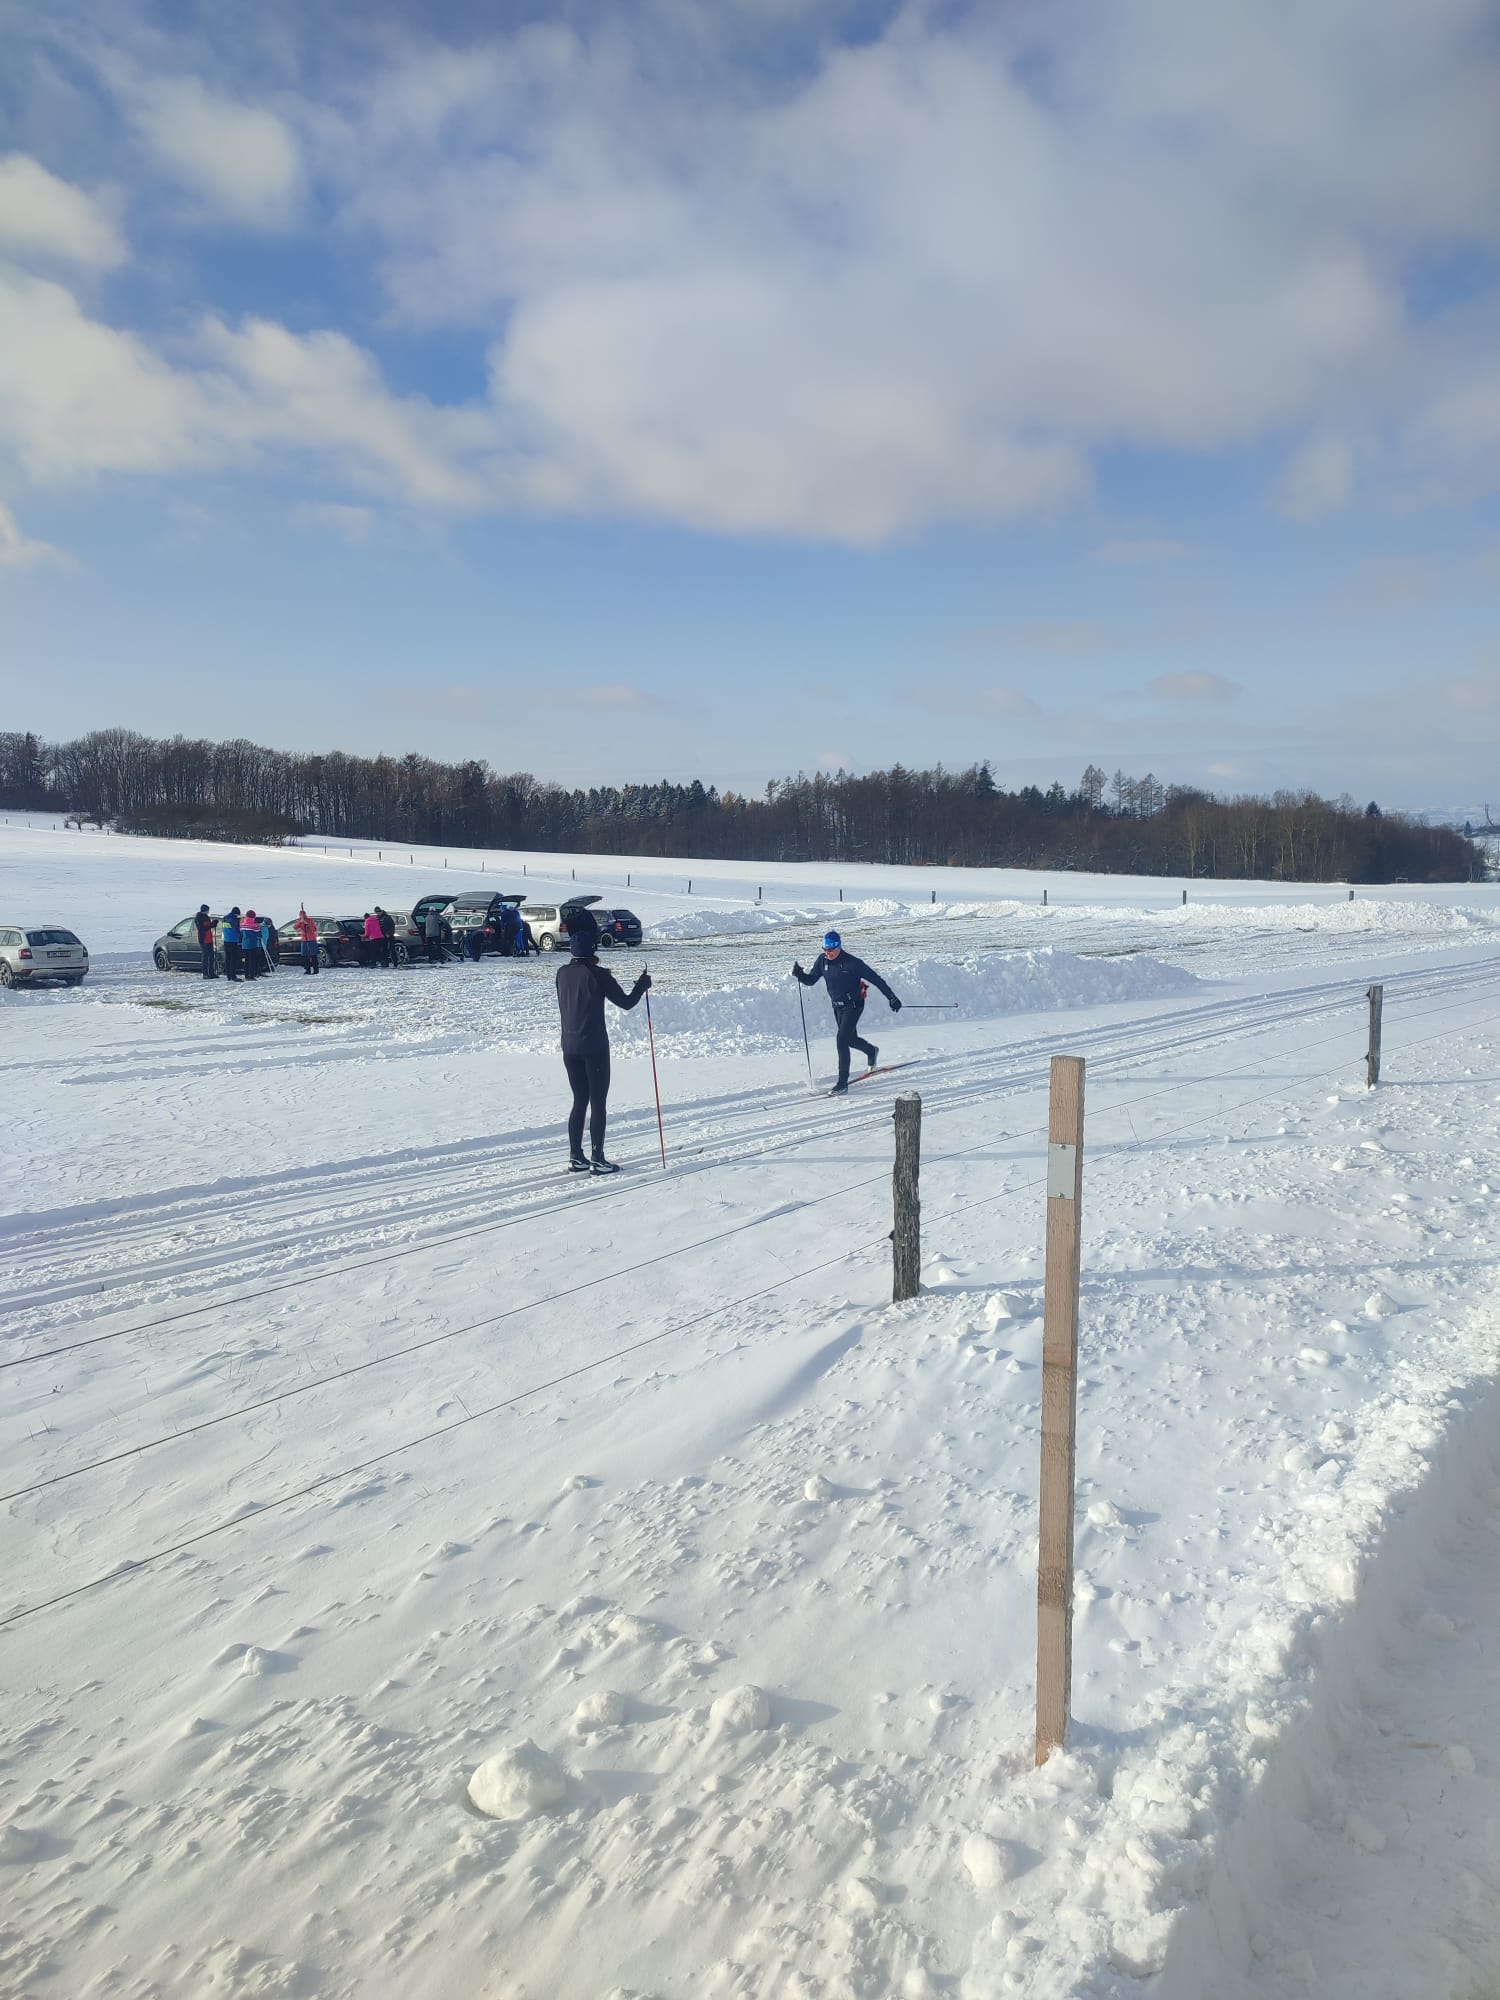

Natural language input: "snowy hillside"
[4,820,1500,1998]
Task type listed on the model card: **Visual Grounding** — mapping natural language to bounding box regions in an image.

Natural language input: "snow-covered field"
[4,818,1500,1998]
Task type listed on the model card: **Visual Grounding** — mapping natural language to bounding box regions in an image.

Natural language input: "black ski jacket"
[556,958,650,1057]
[794,951,898,1010]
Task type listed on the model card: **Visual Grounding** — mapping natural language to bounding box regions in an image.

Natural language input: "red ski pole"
[644,962,667,1169]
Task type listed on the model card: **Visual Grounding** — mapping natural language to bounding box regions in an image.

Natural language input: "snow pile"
[467,1739,568,1820]
[648,905,826,938]
[614,947,1200,1055]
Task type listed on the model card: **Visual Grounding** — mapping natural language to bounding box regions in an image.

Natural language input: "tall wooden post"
[892,1093,921,1302]
[1366,984,1384,1088]
[1037,1055,1085,1764]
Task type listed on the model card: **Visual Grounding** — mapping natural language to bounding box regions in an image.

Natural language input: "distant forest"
[0,726,1482,883]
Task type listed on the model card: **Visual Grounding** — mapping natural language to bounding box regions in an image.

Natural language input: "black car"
[270,914,363,969]
[595,907,643,947]
[405,888,532,957]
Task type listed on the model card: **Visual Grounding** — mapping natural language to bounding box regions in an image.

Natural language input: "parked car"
[302,916,364,968]
[392,900,440,961]
[0,924,89,987]
[520,895,602,951]
[594,907,643,948]
[153,914,226,973]
[400,891,469,960]
[448,891,530,955]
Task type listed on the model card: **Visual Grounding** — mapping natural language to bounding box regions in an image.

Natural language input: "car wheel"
[154,946,171,971]
[214,950,226,975]
[318,943,332,968]
[0,961,13,988]
[393,942,408,966]
[65,975,85,986]
[541,932,557,951]
[598,930,614,948]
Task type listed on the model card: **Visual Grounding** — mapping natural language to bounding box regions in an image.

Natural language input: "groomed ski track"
[5,949,1494,1340]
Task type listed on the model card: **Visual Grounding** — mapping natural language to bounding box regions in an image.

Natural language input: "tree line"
[0,727,1481,882]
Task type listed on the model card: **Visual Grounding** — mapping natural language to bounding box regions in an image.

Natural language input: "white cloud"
[1148,671,1240,705]
[3,3,1500,544]
[325,4,1449,539]
[0,267,491,502]
[1277,435,1359,519]
[0,264,207,479]
[0,502,73,570]
[1095,537,1191,562]
[983,687,1043,718]
[0,154,125,270]
[294,502,374,543]
[128,77,302,228]
[1445,672,1500,713]
[562,685,662,711]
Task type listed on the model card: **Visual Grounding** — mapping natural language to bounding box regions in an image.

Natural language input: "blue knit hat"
[823,930,842,949]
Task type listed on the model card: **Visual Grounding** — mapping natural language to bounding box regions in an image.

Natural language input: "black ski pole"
[797,981,815,1089]
[896,1003,960,1009]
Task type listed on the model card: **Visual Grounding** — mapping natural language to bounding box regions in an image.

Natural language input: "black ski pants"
[833,996,876,1087]
[199,940,216,977]
[224,939,242,980]
[564,1050,611,1158]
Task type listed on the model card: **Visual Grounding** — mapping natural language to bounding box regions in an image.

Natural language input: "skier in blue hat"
[792,930,902,1093]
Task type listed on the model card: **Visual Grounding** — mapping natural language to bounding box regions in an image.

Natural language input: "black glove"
[792,961,804,978]
[638,971,653,994]
[890,995,902,1012]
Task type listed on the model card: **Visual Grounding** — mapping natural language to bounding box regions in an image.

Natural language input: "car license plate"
[48,949,69,959]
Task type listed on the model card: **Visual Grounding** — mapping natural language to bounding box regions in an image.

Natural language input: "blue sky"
[1,0,1498,803]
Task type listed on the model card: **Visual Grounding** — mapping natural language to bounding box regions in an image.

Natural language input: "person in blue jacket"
[792,930,902,1093]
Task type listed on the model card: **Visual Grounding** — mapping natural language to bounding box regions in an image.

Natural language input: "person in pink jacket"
[362,910,388,968]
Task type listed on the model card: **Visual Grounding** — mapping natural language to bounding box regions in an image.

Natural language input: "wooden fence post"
[1042,888,1048,906]
[1037,1054,1085,1765]
[1366,983,1383,1088]
[892,1093,921,1302]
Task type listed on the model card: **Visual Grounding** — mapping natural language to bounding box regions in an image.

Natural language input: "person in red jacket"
[362,910,384,967]
[193,904,218,979]
[293,906,320,975]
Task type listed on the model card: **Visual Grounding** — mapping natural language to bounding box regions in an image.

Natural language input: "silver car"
[0,924,90,988]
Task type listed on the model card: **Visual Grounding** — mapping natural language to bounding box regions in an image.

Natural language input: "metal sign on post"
[1037,1055,1085,1765]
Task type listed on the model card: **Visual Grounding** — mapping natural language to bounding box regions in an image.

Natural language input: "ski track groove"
[4,954,1491,1348]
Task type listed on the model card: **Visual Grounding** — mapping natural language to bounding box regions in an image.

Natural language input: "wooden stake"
[1366,983,1383,1088]
[1037,1054,1085,1765]
[892,1092,921,1302]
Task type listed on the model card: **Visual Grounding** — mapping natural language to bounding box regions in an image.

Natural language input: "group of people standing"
[358,909,398,968]
[195,905,278,981]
